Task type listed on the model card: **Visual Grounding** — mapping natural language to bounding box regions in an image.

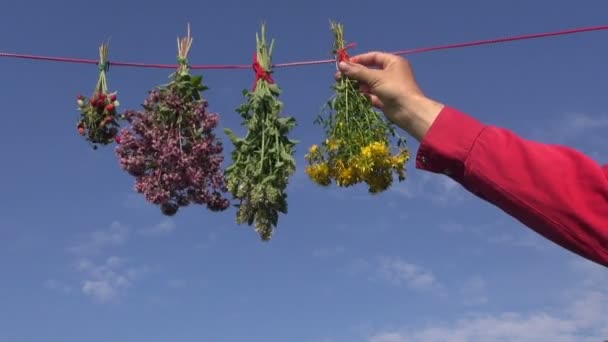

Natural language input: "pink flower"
[116,89,229,215]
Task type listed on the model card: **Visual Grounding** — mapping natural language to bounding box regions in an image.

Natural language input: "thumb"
[338,61,379,85]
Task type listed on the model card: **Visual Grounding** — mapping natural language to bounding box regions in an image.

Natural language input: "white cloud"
[437,222,466,233]
[391,171,467,206]
[122,193,147,210]
[76,256,150,303]
[437,219,548,252]
[44,278,72,294]
[313,245,346,258]
[69,221,130,255]
[82,280,119,302]
[530,112,608,161]
[567,257,608,290]
[537,112,608,140]
[61,220,173,303]
[167,278,187,289]
[139,219,176,236]
[349,257,442,293]
[196,232,219,250]
[459,275,488,307]
[376,257,440,291]
[368,259,608,342]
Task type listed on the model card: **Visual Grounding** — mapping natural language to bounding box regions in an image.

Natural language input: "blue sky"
[1,0,607,341]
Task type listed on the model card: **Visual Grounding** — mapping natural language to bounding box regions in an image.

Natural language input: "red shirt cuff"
[415,106,486,180]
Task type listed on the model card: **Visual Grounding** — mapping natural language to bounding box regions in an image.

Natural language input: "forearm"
[416,106,608,266]
[394,95,444,141]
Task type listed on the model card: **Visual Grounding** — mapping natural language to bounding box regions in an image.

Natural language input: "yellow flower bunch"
[306,139,410,193]
[307,21,410,194]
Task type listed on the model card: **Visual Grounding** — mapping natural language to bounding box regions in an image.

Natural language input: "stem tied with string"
[224,23,298,241]
[76,41,121,149]
[116,24,229,216]
[307,21,410,194]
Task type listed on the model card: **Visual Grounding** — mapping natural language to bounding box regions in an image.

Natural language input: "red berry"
[110,94,117,101]
[99,93,106,100]
[78,127,85,135]
[115,135,121,144]
[106,103,115,112]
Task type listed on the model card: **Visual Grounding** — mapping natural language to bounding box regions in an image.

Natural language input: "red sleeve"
[416,106,608,267]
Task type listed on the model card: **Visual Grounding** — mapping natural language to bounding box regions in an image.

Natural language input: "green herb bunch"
[306,21,410,193]
[224,23,298,241]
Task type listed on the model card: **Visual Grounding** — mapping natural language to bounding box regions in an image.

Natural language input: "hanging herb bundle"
[116,25,230,216]
[306,21,410,194]
[224,23,297,241]
[76,42,121,149]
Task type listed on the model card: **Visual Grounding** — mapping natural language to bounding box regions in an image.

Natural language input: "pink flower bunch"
[116,88,229,215]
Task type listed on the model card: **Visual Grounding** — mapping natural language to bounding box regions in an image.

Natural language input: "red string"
[336,42,357,63]
[1,24,607,70]
[252,52,274,90]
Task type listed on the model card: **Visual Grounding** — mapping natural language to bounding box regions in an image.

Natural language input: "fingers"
[366,94,384,109]
[334,70,342,81]
[332,71,383,109]
[358,84,384,108]
[348,51,398,69]
[337,61,381,86]
[359,83,371,93]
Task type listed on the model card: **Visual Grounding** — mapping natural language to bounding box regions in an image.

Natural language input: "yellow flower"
[306,163,331,186]
[305,165,316,177]
[389,155,406,169]
[370,141,389,159]
[361,145,372,158]
[326,138,340,151]
[389,149,410,169]
[336,166,358,187]
[351,154,371,178]
[330,159,346,178]
[306,144,326,163]
[366,170,392,194]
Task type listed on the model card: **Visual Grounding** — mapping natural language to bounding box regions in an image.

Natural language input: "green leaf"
[280,150,295,164]
[224,128,244,144]
[190,75,203,86]
[268,83,281,95]
[270,210,279,227]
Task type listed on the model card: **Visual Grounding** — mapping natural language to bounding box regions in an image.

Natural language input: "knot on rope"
[335,42,357,64]
[177,23,193,74]
[177,56,189,66]
[97,60,110,72]
[252,52,274,90]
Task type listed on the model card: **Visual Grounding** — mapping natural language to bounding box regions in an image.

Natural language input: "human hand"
[336,51,444,140]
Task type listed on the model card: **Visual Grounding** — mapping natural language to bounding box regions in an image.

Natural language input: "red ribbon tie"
[252,52,274,90]
[336,42,357,63]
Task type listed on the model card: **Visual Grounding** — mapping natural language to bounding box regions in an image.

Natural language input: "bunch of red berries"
[76,92,121,148]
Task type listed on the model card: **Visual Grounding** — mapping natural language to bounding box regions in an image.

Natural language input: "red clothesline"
[1,24,607,70]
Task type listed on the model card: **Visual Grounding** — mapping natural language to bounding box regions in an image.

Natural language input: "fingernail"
[338,61,351,71]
